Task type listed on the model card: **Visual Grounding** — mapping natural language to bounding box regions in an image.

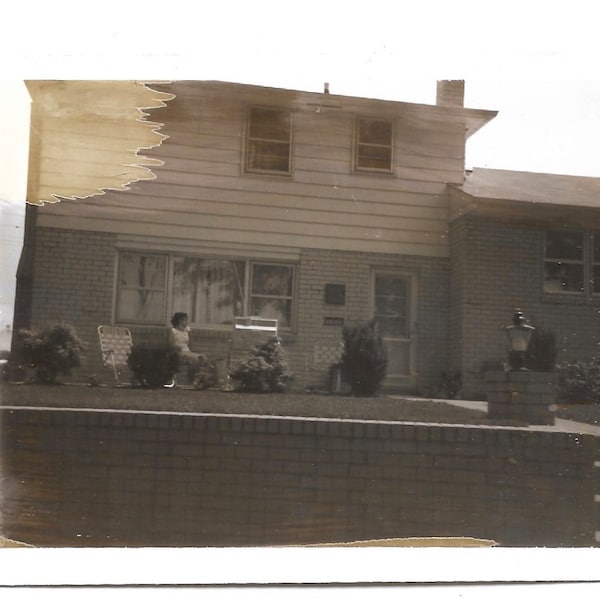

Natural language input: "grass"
[0,381,559,427]
[0,381,489,424]
[1,382,597,428]
[554,403,600,426]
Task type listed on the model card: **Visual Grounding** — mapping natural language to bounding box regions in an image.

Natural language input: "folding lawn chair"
[97,325,133,384]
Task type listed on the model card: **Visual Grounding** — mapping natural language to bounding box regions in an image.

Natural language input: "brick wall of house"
[23,227,117,379]
[1,407,596,547]
[294,248,449,394]
[450,214,600,398]
[21,227,450,392]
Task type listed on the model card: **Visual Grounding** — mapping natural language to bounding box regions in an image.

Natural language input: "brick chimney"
[436,80,465,107]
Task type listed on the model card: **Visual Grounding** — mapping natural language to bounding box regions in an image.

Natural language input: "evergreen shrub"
[557,355,600,404]
[522,327,557,372]
[230,337,292,393]
[340,319,388,397]
[127,345,180,389]
[19,323,86,384]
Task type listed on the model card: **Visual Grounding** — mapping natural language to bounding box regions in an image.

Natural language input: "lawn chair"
[97,325,133,384]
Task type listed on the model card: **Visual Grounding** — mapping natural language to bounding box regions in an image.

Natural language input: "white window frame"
[115,251,296,330]
[249,261,295,328]
[543,230,600,298]
[245,106,293,175]
[354,116,394,173]
[114,251,169,325]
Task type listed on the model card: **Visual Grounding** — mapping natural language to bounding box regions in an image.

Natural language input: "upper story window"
[543,230,600,296]
[355,117,393,173]
[246,107,292,175]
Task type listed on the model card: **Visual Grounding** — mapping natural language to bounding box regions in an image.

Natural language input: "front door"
[372,271,417,391]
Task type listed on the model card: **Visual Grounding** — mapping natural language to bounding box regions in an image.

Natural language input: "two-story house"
[14,80,600,398]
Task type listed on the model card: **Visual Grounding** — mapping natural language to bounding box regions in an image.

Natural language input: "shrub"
[436,371,462,399]
[340,320,388,397]
[523,327,557,372]
[193,360,219,390]
[557,355,600,404]
[127,345,180,389]
[19,323,86,384]
[230,337,292,393]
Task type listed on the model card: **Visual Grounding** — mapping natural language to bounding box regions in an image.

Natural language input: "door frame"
[369,268,418,391]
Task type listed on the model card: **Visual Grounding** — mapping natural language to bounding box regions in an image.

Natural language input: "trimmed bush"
[340,320,388,397]
[523,327,557,372]
[557,355,600,404]
[127,345,180,389]
[19,323,86,384]
[193,361,219,390]
[230,337,292,393]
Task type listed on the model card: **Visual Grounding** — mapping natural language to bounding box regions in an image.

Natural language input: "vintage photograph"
[0,0,599,591]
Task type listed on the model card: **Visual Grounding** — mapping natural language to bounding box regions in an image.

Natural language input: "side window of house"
[543,230,585,294]
[355,117,393,172]
[593,233,600,295]
[116,252,168,324]
[246,106,292,174]
[117,253,295,329]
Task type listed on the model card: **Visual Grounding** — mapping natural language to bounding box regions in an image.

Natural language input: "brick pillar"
[485,371,557,425]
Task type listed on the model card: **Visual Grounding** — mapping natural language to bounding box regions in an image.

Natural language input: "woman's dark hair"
[171,312,188,328]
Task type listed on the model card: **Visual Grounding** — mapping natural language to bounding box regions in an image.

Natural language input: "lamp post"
[505,309,535,371]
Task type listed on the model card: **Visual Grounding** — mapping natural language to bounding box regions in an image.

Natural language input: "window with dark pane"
[246,107,291,174]
[593,233,600,294]
[356,118,393,172]
[543,231,584,294]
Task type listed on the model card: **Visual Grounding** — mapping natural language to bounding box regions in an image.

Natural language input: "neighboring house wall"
[452,213,600,398]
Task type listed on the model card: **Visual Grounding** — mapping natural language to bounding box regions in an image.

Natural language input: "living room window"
[355,117,393,172]
[250,263,294,328]
[172,257,246,326]
[543,230,600,296]
[116,252,295,329]
[116,252,168,324]
[246,106,292,174]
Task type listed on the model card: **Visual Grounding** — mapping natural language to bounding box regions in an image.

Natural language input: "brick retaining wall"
[0,407,596,548]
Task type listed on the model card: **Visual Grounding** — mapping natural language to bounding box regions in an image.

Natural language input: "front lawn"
[555,403,600,426]
[2,383,598,428]
[1,382,495,425]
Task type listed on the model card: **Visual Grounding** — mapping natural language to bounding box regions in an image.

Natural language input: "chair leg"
[109,353,119,384]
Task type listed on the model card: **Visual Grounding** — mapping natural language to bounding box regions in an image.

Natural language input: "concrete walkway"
[388,395,600,437]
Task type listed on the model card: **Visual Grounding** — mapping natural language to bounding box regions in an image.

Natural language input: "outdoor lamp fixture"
[505,309,535,371]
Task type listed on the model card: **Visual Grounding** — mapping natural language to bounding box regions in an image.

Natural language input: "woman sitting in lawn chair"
[167,312,208,384]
